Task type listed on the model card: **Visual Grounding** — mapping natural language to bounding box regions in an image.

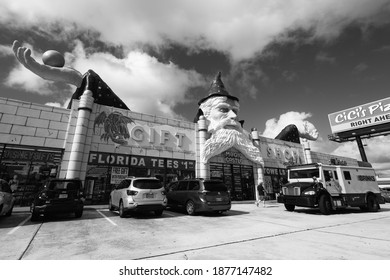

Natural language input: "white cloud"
[0,44,13,57]
[261,111,316,138]
[69,41,206,119]
[5,64,57,96]
[1,0,389,62]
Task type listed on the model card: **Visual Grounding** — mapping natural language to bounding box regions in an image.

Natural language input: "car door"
[168,181,188,207]
[112,180,128,207]
[166,181,179,206]
[175,181,189,207]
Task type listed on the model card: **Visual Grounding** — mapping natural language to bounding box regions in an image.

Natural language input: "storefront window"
[0,144,63,206]
[210,163,255,201]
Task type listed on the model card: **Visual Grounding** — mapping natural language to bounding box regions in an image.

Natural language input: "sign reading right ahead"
[328,97,390,134]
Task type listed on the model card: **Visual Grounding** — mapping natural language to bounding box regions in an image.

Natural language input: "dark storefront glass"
[210,163,255,201]
[263,167,287,199]
[0,144,63,206]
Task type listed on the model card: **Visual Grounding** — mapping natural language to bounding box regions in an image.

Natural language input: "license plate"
[216,197,222,202]
[59,194,68,199]
[145,193,154,199]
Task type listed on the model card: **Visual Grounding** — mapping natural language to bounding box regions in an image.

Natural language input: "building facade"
[0,95,360,205]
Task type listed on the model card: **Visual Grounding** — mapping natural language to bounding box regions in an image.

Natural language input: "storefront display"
[0,144,63,205]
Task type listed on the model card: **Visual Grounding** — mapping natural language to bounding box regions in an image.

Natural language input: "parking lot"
[1,201,390,260]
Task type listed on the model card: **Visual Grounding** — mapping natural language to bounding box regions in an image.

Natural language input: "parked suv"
[166,179,231,215]
[30,179,84,221]
[109,177,167,218]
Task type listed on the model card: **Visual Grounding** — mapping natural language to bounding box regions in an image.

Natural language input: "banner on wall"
[88,152,195,171]
[110,167,129,184]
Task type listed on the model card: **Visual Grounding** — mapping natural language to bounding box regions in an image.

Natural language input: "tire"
[119,201,126,218]
[154,209,163,216]
[75,209,83,218]
[186,200,195,216]
[108,198,114,211]
[284,204,295,212]
[31,211,40,222]
[5,204,14,216]
[319,195,332,215]
[366,195,379,212]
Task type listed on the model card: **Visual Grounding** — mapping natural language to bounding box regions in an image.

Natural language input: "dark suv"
[30,179,84,221]
[166,179,231,215]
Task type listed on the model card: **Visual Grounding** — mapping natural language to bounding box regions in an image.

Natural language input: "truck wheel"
[284,204,295,212]
[319,195,332,215]
[366,195,379,212]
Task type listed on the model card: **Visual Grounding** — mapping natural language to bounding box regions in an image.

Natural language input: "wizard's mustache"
[201,128,264,165]
[208,117,243,133]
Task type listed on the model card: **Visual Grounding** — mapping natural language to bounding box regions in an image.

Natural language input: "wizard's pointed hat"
[198,72,239,105]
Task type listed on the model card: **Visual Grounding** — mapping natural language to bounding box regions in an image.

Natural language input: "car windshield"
[133,179,162,189]
[289,168,320,179]
[204,181,228,192]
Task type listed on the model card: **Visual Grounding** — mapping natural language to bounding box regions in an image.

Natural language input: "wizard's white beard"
[201,128,264,165]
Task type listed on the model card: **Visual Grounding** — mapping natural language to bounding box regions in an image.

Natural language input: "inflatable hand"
[12,40,83,88]
[298,121,319,141]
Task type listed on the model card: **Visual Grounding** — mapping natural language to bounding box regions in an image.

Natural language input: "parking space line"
[8,216,30,235]
[96,209,117,226]
[164,211,178,217]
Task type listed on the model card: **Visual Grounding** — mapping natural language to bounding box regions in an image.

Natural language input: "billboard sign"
[328,97,390,134]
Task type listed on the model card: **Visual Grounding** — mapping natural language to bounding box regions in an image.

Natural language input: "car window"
[343,171,351,180]
[177,181,188,191]
[324,170,333,182]
[48,181,81,191]
[188,181,200,191]
[118,180,131,189]
[133,179,162,189]
[204,181,228,192]
[168,182,178,191]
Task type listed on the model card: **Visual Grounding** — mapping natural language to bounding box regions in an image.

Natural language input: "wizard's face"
[201,97,241,134]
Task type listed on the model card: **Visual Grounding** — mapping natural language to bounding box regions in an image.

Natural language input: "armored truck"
[277,163,384,215]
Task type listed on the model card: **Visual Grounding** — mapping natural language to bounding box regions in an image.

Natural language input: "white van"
[277,163,384,215]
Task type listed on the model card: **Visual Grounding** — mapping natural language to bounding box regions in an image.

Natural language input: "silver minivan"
[109,177,167,217]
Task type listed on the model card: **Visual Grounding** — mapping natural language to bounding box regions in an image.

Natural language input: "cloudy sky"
[0,0,389,176]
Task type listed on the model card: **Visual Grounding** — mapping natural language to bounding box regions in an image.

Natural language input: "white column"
[251,128,265,200]
[197,116,209,179]
[251,127,260,146]
[302,138,313,164]
[66,90,94,178]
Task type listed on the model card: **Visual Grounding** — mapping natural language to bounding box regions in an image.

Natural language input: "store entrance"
[210,163,255,201]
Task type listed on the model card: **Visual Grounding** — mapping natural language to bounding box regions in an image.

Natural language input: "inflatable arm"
[12,40,83,88]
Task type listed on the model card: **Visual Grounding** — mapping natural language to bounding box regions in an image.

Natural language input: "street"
[1,201,390,260]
